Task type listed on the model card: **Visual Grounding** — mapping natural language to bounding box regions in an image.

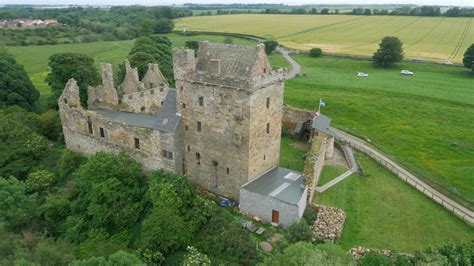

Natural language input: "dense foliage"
[0,51,39,111]
[373,36,404,67]
[45,53,100,108]
[309,47,322,57]
[263,39,278,54]
[463,44,474,72]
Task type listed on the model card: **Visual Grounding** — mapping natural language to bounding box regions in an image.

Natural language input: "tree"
[26,169,56,193]
[321,8,330,14]
[309,48,322,57]
[0,51,39,111]
[462,44,474,71]
[38,109,62,141]
[58,149,86,180]
[263,40,278,54]
[185,40,199,52]
[373,36,404,67]
[38,194,70,236]
[183,246,211,266]
[284,219,313,243]
[359,251,392,266]
[139,18,155,36]
[72,250,145,266]
[154,18,174,34]
[0,177,35,230]
[223,36,234,44]
[310,8,317,14]
[45,53,100,109]
[69,152,146,239]
[119,52,158,81]
[364,9,373,16]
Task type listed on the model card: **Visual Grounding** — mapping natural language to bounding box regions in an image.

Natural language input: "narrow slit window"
[99,127,105,138]
[197,121,202,132]
[266,97,270,109]
[226,167,230,174]
[87,121,93,134]
[196,152,201,165]
[168,152,173,160]
[198,96,204,106]
[134,138,140,149]
[266,123,270,134]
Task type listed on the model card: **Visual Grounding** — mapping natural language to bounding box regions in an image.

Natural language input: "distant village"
[0,19,59,29]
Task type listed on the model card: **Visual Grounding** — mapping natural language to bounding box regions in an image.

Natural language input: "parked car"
[400,70,414,75]
[357,71,368,77]
[444,60,453,65]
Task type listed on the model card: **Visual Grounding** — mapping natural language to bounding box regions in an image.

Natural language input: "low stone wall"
[311,205,346,242]
[304,136,327,203]
[282,105,313,135]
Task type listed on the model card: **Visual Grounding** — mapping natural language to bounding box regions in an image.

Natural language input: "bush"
[284,219,313,243]
[26,169,56,193]
[223,36,233,44]
[38,110,62,141]
[185,40,199,52]
[462,44,474,71]
[58,149,85,180]
[309,48,322,57]
[373,36,404,67]
[263,39,278,54]
[359,251,392,266]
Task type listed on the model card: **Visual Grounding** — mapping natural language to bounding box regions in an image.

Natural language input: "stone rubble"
[311,205,346,242]
[350,246,414,262]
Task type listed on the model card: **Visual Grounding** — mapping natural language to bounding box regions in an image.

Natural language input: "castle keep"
[59,42,307,227]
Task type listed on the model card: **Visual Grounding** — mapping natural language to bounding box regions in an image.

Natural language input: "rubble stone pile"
[311,205,346,242]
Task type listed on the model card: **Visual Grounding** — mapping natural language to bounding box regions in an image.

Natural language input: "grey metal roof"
[153,89,180,133]
[95,109,158,129]
[242,167,306,205]
[312,114,336,137]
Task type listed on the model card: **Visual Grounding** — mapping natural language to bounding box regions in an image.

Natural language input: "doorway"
[272,210,279,224]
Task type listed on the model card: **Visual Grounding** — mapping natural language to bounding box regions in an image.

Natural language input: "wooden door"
[272,210,279,224]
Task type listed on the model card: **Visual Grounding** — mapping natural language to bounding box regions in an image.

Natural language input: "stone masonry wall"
[120,86,168,114]
[282,105,313,134]
[304,135,328,203]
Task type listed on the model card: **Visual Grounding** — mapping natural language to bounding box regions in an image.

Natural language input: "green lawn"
[267,53,292,71]
[279,136,307,172]
[177,14,473,63]
[7,33,256,112]
[285,54,474,209]
[318,165,348,186]
[315,152,474,252]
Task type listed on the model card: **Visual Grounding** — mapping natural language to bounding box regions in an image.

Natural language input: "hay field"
[177,14,474,63]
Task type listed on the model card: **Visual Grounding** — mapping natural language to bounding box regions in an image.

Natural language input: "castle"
[59,42,307,226]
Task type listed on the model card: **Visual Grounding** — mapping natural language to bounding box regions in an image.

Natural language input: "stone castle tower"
[173,41,287,199]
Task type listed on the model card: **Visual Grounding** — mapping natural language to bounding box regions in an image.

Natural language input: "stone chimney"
[118,60,143,95]
[59,78,82,109]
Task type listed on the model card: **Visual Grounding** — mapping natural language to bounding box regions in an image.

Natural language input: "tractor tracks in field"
[448,18,472,60]
[275,16,366,40]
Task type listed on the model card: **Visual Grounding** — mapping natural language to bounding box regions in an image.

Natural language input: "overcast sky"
[1,0,473,7]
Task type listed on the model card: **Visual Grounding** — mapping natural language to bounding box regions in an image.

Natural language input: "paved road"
[333,128,474,225]
[276,46,301,79]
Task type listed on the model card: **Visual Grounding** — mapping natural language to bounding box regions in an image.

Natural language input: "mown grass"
[285,54,474,209]
[279,136,306,172]
[7,33,256,112]
[315,152,474,252]
[318,165,348,186]
[177,14,474,63]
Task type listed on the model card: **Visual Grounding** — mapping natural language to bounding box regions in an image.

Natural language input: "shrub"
[185,40,199,52]
[38,110,62,141]
[309,48,322,57]
[462,44,474,71]
[373,36,404,67]
[263,39,278,54]
[58,149,85,180]
[284,219,313,243]
[223,36,234,44]
[359,251,392,266]
[26,169,56,193]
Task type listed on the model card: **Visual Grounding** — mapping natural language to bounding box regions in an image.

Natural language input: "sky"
[1,0,473,7]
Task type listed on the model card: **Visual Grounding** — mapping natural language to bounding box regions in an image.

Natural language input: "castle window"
[266,123,270,134]
[264,154,266,160]
[264,67,267,73]
[198,96,204,106]
[149,82,154,88]
[167,152,173,160]
[161,101,164,106]
[162,149,167,158]
[226,167,230,174]
[150,89,154,95]
[140,92,144,97]
[141,107,145,112]
[182,103,186,109]
[196,152,201,165]
[197,121,202,132]
[185,125,188,131]
[181,86,184,91]
[187,146,190,152]
[99,127,105,138]
[134,138,140,149]
[266,97,270,109]
[160,87,164,92]
[128,95,133,100]
[87,121,93,134]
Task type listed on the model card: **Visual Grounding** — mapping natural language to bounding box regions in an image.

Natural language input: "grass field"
[7,33,256,111]
[318,165,348,186]
[283,54,474,209]
[176,14,474,63]
[314,152,474,252]
[279,136,306,172]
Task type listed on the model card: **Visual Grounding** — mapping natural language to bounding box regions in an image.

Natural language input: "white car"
[357,71,368,77]
[444,60,453,65]
[400,70,414,75]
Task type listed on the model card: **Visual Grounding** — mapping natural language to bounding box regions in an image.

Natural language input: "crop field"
[177,14,474,63]
[7,33,255,111]
[280,54,474,210]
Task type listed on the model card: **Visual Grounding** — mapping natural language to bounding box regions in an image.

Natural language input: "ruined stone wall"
[178,81,251,200]
[59,102,178,173]
[248,80,284,180]
[282,105,313,135]
[304,135,328,203]
[120,86,169,114]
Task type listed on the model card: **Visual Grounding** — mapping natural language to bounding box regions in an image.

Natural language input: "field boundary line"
[332,128,474,225]
[276,16,366,39]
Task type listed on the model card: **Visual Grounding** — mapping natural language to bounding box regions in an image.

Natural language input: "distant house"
[44,19,59,26]
[0,20,6,28]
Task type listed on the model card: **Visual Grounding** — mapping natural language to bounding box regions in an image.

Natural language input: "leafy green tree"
[284,219,313,243]
[373,36,404,67]
[0,107,47,179]
[139,18,155,36]
[26,169,56,193]
[0,228,30,264]
[359,251,392,266]
[154,18,174,34]
[183,246,211,266]
[223,36,234,44]
[69,152,146,239]
[263,39,279,54]
[73,250,145,266]
[45,53,100,109]
[185,40,199,52]
[0,51,39,111]
[38,109,62,141]
[0,177,36,230]
[309,48,322,57]
[58,148,85,180]
[32,237,76,266]
[462,44,474,72]
[77,228,130,259]
[38,194,70,236]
